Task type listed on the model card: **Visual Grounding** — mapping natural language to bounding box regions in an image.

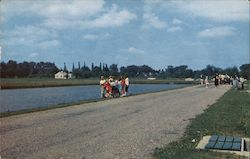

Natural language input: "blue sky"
[0,0,249,70]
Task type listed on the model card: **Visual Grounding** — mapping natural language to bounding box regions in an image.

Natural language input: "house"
[147,77,156,80]
[55,71,74,79]
[185,78,194,81]
[55,71,67,79]
[54,71,73,79]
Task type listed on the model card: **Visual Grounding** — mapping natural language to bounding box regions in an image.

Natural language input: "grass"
[154,81,250,159]
[0,78,100,89]
[0,78,198,89]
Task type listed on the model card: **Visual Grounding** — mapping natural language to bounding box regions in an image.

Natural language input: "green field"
[154,81,250,159]
[0,78,198,89]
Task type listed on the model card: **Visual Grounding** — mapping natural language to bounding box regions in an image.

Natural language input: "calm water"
[0,84,186,113]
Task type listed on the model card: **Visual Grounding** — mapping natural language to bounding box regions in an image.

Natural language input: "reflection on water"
[0,84,186,112]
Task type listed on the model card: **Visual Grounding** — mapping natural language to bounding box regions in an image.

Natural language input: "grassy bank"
[0,78,99,89]
[0,78,198,89]
[154,81,250,159]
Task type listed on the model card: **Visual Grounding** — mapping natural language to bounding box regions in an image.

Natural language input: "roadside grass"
[154,81,250,159]
[0,78,198,89]
[0,78,99,89]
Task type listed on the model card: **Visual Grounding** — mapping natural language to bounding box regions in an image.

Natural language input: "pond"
[0,84,187,113]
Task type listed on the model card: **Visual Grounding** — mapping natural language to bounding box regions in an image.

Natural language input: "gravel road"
[0,85,230,159]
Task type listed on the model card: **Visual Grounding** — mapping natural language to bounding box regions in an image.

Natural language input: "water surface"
[0,84,187,112]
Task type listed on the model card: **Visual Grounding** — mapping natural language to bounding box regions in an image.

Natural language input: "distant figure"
[100,76,106,98]
[230,76,233,85]
[205,76,209,88]
[120,76,126,96]
[125,76,130,96]
[235,75,239,90]
[214,74,219,87]
[200,75,204,85]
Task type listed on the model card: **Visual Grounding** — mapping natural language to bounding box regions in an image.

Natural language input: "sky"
[0,0,249,70]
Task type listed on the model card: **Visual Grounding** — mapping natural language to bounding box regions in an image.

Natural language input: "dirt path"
[0,85,230,159]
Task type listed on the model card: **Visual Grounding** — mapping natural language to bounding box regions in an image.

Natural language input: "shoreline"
[0,84,193,118]
[0,78,198,89]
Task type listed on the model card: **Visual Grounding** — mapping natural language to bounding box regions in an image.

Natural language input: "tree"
[223,66,239,77]
[72,63,75,72]
[240,64,250,79]
[63,62,68,72]
[92,66,101,77]
[201,65,222,77]
[78,62,81,69]
[102,64,110,76]
[99,62,102,71]
[6,60,18,78]
[109,64,119,76]
[91,63,94,71]
[0,60,59,78]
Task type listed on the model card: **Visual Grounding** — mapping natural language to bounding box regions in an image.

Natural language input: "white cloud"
[198,26,236,38]
[143,13,167,29]
[171,0,249,22]
[38,40,61,49]
[3,25,61,50]
[1,0,105,20]
[2,0,137,29]
[29,52,39,58]
[82,33,111,41]
[127,47,145,55]
[82,34,99,41]
[172,18,182,25]
[144,0,249,22]
[6,25,54,38]
[4,25,57,46]
[88,5,137,28]
[168,26,182,32]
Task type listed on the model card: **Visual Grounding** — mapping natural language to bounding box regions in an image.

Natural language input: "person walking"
[125,75,130,96]
[200,75,204,85]
[205,76,209,88]
[214,74,219,87]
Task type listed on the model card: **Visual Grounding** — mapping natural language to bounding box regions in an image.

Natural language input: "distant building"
[54,71,73,79]
[55,71,67,79]
[68,72,73,79]
[185,78,194,81]
[147,77,156,80]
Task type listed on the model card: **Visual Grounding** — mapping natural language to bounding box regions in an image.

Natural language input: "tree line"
[0,60,249,79]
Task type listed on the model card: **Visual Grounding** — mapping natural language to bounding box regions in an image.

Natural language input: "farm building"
[54,71,73,79]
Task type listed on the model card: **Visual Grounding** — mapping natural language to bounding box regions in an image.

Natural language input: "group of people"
[200,74,246,89]
[100,75,129,98]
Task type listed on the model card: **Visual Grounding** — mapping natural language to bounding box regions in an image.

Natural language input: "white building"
[185,78,194,81]
[55,71,67,79]
[147,77,156,80]
[68,72,73,79]
[54,71,74,79]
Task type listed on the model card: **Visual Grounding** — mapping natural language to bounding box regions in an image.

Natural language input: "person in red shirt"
[120,76,126,96]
